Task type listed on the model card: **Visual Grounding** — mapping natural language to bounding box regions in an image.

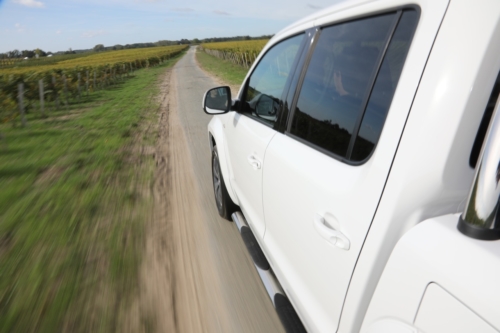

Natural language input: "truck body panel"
[203,0,500,331]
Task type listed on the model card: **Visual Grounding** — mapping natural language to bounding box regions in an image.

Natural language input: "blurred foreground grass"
[0,53,183,332]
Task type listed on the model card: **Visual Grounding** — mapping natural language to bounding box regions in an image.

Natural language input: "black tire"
[212,146,238,220]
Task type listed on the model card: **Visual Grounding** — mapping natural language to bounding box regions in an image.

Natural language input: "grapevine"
[200,40,269,68]
[0,45,188,125]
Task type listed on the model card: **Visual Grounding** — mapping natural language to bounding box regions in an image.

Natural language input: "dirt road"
[139,47,284,332]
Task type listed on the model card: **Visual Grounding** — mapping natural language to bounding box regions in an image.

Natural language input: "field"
[0,45,188,126]
[0,53,93,70]
[1,46,188,75]
[200,39,268,69]
[0,50,185,333]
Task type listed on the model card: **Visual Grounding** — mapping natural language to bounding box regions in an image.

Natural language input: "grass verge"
[195,48,248,86]
[0,52,184,333]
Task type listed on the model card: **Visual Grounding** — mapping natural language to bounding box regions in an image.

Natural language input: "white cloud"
[213,10,230,16]
[13,0,45,8]
[82,30,106,38]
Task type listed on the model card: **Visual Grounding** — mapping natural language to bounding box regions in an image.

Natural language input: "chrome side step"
[231,211,306,333]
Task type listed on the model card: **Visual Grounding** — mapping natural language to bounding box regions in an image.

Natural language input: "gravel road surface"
[140,46,285,333]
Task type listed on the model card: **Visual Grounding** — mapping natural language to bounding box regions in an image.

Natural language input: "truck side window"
[351,10,418,161]
[242,34,304,126]
[469,71,500,168]
[289,10,418,161]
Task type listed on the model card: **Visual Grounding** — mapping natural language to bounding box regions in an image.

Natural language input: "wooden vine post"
[86,70,89,96]
[52,75,60,110]
[39,79,45,117]
[17,83,26,127]
[62,74,69,110]
[77,72,81,102]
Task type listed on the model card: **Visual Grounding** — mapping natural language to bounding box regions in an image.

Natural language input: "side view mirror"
[203,86,231,114]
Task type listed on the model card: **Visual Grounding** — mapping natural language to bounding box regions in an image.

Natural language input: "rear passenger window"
[289,10,418,162]
[352,10,418,161]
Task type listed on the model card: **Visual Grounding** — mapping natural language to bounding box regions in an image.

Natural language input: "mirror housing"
[203,86,232,115]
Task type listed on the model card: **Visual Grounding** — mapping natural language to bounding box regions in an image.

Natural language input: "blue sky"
[0,0,342,53]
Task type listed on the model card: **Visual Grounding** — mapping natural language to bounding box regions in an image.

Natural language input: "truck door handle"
[247,155,262,170]
[314,214,350,250]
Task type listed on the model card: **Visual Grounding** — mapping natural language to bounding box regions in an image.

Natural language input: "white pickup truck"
[202,0,500,332]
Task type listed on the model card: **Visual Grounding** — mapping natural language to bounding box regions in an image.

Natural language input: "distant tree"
[21,50,35,58]
[35,48,47,57]
[93,44,105,52]
[64,48,76,54]
[113,44,124,50]
[192,38,200,44]
[8,50,21,58]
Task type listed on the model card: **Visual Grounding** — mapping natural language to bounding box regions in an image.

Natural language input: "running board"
[231,211,307,333]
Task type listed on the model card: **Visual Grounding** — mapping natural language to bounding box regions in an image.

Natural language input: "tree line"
[0,49,52,59]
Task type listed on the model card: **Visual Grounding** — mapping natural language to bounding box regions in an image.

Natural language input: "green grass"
[196,48,248,85]
[0,52,184,333]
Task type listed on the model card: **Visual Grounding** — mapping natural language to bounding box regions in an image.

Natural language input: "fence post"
[77,72,81,102]
[62,74,69,110]
[52,75,60,110]
[17,83,27,127]
[39,79,45,117]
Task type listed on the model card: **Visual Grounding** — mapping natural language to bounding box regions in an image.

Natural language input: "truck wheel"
[212,146,237,220]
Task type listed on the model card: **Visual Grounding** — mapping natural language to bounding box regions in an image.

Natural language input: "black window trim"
[277,27,318,133]
[237,32,309,130]
[284,6,420,166]
[345,10,403,160]
[469,70,500,168]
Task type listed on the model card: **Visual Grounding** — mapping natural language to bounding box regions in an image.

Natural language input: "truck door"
[262,10,419,332]
[224,34,305,238]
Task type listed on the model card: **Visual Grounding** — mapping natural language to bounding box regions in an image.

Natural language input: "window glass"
[469,71,500,168]
[290,14,396,157]
[243,34,304,125]
[351,10,419,161]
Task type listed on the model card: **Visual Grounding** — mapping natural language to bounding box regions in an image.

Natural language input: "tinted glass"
[469,71,500,168]
[290,14,396,157]
[351,10,419,161]
[244,34,304,125]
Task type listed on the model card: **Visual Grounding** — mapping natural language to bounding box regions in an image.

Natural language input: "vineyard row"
[199,40,268,68]
[1,45,188,125]
[200,47,261,69]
